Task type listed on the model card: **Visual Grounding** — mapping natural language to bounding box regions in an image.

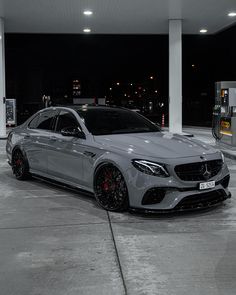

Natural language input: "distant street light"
[42,95,51,108]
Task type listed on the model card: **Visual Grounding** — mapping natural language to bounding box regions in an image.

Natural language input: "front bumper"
[129,190,231,214]
[125,158,231,211]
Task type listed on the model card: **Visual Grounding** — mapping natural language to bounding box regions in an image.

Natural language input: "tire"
[12,149,31,180]
[94,164,129,212]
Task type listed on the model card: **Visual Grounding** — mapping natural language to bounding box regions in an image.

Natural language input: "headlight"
[132,159,169,177]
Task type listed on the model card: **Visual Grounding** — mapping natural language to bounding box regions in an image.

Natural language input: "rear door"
[24,109,58,173]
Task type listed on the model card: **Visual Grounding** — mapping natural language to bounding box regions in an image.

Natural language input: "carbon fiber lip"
[129,192,231,215]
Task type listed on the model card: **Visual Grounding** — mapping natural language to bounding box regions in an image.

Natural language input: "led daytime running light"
[132,159,169,177]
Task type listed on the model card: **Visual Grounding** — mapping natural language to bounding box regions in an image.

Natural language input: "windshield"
[77,108,160,135]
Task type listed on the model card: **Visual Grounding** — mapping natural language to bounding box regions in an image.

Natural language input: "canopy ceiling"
[0,0,235,34]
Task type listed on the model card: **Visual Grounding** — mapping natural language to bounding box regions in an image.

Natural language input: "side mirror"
[61,127,86,139]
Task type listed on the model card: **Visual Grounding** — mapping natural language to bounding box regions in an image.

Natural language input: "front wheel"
[94,164,129,212]
[12,149,31,180]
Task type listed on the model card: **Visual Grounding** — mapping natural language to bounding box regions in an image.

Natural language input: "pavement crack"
[0,221,108,230]
[107,211,128,295]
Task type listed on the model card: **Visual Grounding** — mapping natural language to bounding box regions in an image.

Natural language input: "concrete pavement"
[1,138,236,295]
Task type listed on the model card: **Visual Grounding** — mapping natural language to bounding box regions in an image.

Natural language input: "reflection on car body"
[6,106,231,212]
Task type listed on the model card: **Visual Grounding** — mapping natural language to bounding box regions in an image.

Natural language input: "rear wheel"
[12,149,31,180]
[94,164,129,212]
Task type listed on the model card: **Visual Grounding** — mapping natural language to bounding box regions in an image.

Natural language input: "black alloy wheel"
[94,164,129,211]
[12,149,30,180]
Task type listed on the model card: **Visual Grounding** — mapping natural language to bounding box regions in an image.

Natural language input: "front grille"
[175,189,229,210]
[175,160,223,181]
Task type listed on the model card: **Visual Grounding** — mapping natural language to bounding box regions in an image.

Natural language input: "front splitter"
[129,192,231,215]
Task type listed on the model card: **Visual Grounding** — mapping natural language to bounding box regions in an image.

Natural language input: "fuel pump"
[212,81,236,145]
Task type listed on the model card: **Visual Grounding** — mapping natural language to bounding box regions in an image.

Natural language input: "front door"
[47,110,86,186]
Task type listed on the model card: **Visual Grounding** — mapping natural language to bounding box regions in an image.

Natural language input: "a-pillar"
[169,19,182,134]
[0,17,6,139]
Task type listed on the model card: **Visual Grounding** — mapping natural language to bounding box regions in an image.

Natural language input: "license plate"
[199,181,215,190]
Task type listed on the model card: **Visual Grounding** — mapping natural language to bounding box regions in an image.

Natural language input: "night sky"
[4,23,236,125]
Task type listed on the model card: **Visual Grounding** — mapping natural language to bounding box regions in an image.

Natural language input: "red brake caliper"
[16,159,22,166]
[102,170,113,191]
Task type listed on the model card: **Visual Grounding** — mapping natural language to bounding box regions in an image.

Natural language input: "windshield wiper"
[111,128,154,134]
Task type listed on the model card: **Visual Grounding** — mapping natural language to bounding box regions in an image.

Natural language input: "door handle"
[50,136,57,142]
[24,135,31,139]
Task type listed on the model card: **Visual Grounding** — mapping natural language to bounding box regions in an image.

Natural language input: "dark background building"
[4,24,236,125]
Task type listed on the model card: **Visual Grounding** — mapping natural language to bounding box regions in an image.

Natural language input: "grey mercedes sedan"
[6,106,231,212]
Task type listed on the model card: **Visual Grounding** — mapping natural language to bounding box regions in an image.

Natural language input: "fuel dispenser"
[212,81,236,146]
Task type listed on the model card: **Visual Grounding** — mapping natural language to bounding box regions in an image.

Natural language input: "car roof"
[48,105,125,112]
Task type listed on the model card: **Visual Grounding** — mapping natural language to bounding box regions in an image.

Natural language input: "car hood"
[94,132,218,159]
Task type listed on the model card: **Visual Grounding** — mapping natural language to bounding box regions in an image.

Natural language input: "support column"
[0,18,6,139]
[169,19,182,133]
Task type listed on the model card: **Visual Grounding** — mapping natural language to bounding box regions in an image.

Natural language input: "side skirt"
[30,170,94,197]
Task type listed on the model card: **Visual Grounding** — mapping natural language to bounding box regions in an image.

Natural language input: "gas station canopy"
[0,0,236,138]
[0,0,235,34]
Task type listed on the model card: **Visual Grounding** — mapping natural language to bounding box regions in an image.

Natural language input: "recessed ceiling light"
[83,28,91,33]
[228,12,236,17]
[200,29,208,33]
[83,10,93,16]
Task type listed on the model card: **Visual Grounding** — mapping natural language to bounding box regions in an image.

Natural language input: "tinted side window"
[29,111,56,130]
[56,110,80,132]
[28,114,40,129]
